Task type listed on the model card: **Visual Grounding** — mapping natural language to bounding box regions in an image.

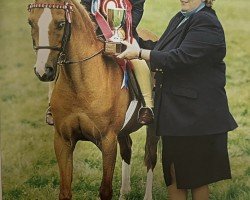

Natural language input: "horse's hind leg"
[117,134,132,199]
[54,131,76,200]
[144,124,159,200]
[99,132,118,200]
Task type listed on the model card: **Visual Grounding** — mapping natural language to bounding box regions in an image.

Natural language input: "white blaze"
[34,8,52,76]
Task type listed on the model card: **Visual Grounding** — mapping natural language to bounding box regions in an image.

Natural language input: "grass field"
[0,0,250,199]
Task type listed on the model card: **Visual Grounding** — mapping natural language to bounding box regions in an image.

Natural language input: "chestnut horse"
[28,0,159,199]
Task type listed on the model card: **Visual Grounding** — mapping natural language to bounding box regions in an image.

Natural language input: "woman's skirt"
[161,133,231,189]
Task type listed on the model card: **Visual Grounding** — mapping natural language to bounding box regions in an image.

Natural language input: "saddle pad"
[121,99,138,130]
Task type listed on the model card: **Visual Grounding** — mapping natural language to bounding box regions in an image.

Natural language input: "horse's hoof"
[119,194,126,200]
[119,187,131,200]
[143,195,153,200]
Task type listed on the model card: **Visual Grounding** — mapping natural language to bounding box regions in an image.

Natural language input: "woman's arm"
[149,13,226,71]
[118,12,226,71]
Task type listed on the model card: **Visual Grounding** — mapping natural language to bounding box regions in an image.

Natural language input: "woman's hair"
[204,0,215,7]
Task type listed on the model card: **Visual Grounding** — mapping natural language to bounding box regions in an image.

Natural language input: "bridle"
[27,2,104,65]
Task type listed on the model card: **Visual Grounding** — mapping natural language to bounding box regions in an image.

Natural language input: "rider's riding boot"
[45,106,54,126]
[129,39,154,125]
[138,107,154,125]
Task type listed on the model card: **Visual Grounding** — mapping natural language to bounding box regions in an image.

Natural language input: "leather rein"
[27,2,104,65]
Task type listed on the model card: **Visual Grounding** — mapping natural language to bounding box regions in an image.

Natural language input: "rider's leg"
[130,59,153,108]
[130,39,154,125]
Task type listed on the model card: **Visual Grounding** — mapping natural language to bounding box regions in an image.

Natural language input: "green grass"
[1,0,250,199]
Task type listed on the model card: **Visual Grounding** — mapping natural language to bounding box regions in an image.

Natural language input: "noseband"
[28,2,103,65]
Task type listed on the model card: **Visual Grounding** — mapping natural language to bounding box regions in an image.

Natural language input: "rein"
[59,48,104,65]
[28,2,103,65]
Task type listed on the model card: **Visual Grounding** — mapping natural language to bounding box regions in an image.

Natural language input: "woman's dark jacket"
[81,0,145,39]
[140,6,238,136]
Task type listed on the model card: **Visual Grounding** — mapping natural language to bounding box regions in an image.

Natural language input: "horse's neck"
[59,2,118,93]
[62,42,104,92]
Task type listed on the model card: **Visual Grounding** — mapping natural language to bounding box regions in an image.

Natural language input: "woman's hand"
[117,40,140,60]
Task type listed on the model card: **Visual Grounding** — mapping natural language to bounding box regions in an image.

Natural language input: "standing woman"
[118,0,238,199]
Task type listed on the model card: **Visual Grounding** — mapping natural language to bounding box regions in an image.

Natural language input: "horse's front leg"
[99,132,117,200]
[54,131,76,200]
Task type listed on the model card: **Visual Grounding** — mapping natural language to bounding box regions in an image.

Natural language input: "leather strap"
[95,12,113,40]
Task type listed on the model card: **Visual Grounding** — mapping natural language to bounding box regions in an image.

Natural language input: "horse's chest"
[51,100,111,139]
[50,87,126,138]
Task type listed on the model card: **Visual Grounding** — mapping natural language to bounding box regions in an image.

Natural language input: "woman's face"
[180,0,204,12]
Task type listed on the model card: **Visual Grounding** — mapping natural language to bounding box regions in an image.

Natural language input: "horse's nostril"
[45,66,55,81]
[34,65,55,82]
[45,66,54,74]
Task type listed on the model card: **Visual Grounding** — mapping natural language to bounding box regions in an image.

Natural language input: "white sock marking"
[34,8,52,76]
[144,169,153,200]
[120,160,131,198]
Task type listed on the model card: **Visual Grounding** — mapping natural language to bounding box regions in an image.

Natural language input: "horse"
[27,0,159,199]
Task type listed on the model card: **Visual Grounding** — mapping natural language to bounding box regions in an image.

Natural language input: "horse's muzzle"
[34,66,55,82]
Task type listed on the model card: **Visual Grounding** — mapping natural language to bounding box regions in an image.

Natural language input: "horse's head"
[28,0,73,82]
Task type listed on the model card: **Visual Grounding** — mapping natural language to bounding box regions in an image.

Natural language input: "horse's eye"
[57,21,66,30]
